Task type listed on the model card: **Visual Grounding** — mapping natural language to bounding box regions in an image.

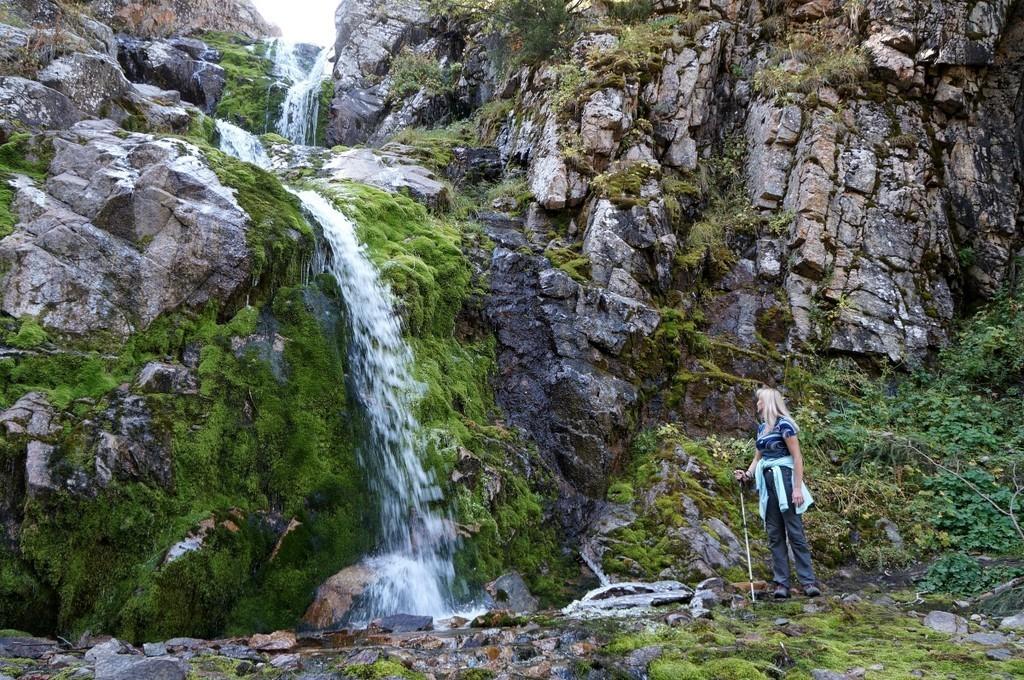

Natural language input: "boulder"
[93,388,172,488]
[485,572,539,614]
[248,630,297,652]
[85,638,133,661]
[321,146,451,211]
[447,147,503,185]
[302,563,376,629]
[94,655,188,680]
[0,392,59,438]
[0,76,82,135]
[0,120,252,338]
[0,636,59,659]
[369,614,433,633]
[135,362,198,395]
[923,610,968,634]
[999,612,1024,630]
[118,37,226,113]
[37,52,132,118]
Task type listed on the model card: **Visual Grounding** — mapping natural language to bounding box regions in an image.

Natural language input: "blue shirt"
[756,416,798,459]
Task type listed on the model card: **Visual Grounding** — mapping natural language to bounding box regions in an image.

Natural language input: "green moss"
[315,78,333,147]
[0,133,53,238]
[753,32,869,100]
[390,122,477,174]
[0,549,56,635]
[203,147,314,290]
[592,162,660,205]
[16,285,370,639]
[544,246,591,283]
[344,660,425,679]
[388,47,460,101]
[201,32,284,134]
[7,316,48,349]
[327,181,473,336]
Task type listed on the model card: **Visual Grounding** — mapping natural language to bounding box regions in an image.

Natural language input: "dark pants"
[764,466,816,588]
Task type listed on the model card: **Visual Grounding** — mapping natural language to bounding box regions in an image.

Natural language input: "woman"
[734,386,821,598]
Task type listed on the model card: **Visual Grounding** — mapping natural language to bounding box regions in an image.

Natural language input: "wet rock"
[135,362,198,395]
[118,37,226,113]
[987,648,1012,661]
[163,638,206,653]
[0,121,252,338]
[470,610,522,628]
[93,388,172,488]
[94,654,188,680]
[0,76,82,135]
[447,147,503,185]
[564,581,694,617]
[321,146,451,211]
[370,614,434,633]
[485,572,539,613]
[303,563,376,629]
[923,610,968,634]
[270,653,301,669]
[248,630,297,652]
[0,636,59,659]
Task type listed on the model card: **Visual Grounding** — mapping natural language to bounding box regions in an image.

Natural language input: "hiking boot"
[803,583,822,598]
[772,583,790,599]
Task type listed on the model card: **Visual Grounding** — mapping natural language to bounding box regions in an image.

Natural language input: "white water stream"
[272,40,332,145]
[215,120,462,622]
[215,119,271,169]
[294,189,458,622]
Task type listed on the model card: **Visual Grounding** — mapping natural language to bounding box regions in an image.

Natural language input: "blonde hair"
[756,386,797,432]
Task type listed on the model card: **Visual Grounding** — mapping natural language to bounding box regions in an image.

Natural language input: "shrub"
[918,552,1024,595]
[388,48,461,100]
[753,32,869,99]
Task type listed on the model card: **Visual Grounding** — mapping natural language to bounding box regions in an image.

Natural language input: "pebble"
[774,617,790,626]
[841,594,863,604]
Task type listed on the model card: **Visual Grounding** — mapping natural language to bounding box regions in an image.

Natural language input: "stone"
[923,610,968,634]
[248,630,297,652]
[94,655,188,680]
[485,572,540,614]
[321,147,451,211]
[303,563,376,629]
[999,613,1024,630]
[270,653,301,669]
[37,52,132,118]
[370,614,433,633]
[143,642,167,657]
[163,638,205,652]
[135,362,198,395]
[0,636,59,659]
[447,147,503,185]
[0,392,59,438]
[986,648,1012,661]
[118,37,226,113]
[85,638,133,661]
[0,121,252,338]
[0,76,82,135]
[810,671,847,680]
[93,389,172,488]
[25,441,56,497]
[964,632,1009,646]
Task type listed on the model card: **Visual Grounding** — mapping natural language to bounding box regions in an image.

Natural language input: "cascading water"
[273,40,332,145]
[293,189,458,622]
[215,119,271,169]
[215,82,463,624]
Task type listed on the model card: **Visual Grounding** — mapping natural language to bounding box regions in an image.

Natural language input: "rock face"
[326,0,495,145]
[89,0,279,39]
[0,120,253,337]
[0,77,83,134]
[118,36,226,113]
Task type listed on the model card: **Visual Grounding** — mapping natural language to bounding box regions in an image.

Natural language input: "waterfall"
[293,189,457,622]
[215,119,271,169]
[273,40,332,145]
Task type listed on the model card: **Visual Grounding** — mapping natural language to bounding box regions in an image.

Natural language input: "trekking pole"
[738,476,756,603]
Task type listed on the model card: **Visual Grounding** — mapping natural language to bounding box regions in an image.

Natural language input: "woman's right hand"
[733,469,749,482]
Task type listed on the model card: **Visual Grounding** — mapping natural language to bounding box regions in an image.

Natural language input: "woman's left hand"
[792,489,804,507]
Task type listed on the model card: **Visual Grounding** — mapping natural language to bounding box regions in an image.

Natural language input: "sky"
[250,0,339,46]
